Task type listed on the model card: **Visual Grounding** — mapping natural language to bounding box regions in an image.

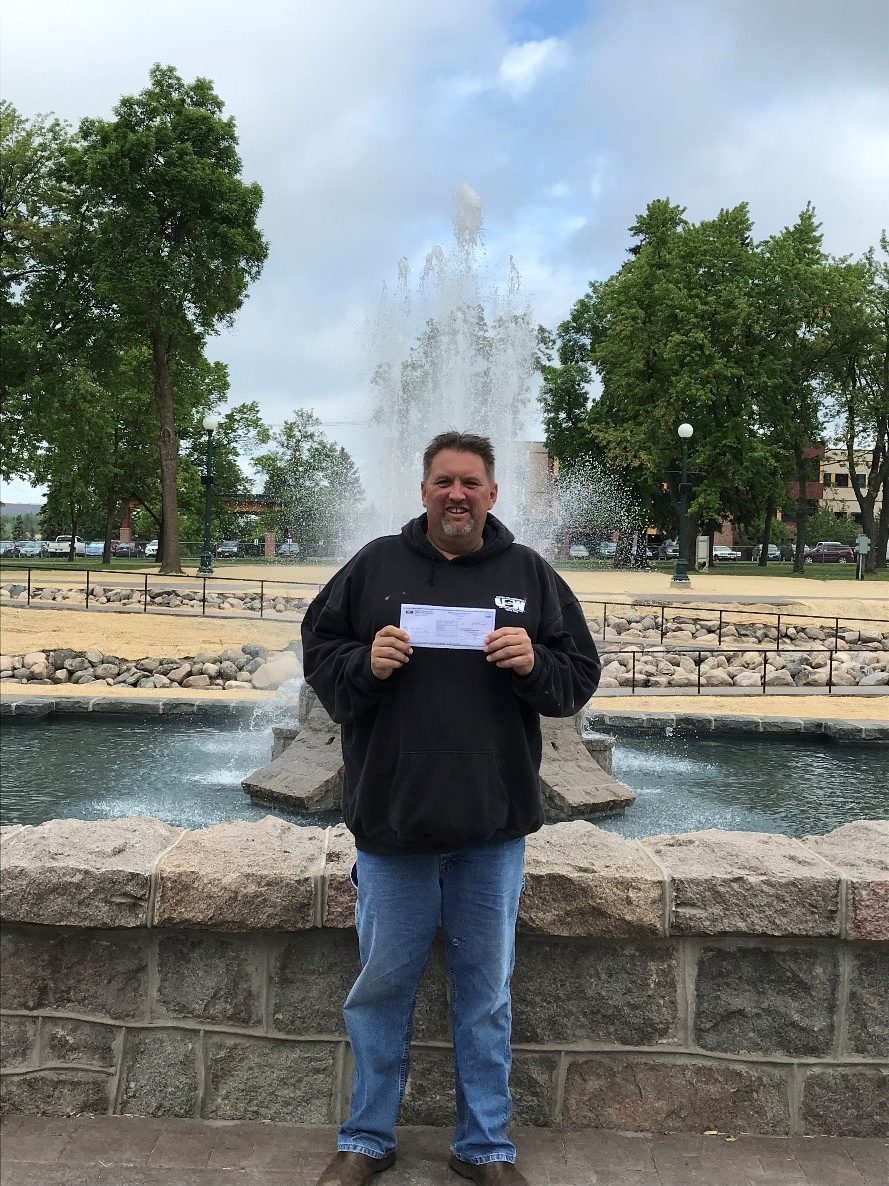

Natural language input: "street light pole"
[671,422,694,586]
[197,414,220,576]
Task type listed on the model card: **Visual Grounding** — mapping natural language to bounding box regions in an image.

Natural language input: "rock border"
[1,643,301,694]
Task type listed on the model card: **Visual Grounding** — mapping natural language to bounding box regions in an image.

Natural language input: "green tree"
[823,238,889,570]
[756,206,834,571]
[540,199,777,560]
[71,65,268,574]
[255,410,365,557]
[804,507,857,547]
[0,101,82,476]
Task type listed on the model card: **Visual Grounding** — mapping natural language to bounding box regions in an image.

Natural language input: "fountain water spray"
[364,183,538,535]
[356,184,648,555]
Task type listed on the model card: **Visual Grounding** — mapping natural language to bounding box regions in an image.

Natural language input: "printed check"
[400,603,496,650]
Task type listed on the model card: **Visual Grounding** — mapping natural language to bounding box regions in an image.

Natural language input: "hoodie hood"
[401,512,514,566]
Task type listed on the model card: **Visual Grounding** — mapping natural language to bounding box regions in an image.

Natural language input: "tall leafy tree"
[755,206,834,571]
[823,240,889,570]
[71,65,268,574]
[255,410,365,557]
[540,199,776,558]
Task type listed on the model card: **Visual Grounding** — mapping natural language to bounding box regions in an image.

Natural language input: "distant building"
[820,448,883,526]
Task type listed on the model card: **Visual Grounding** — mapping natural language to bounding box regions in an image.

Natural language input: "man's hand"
[370,626,412,680]
[484,627,535,677]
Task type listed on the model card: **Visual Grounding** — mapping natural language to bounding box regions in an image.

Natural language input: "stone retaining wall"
[1,817,886,1136]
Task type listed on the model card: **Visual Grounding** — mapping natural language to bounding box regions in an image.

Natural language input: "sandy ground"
[2,566,887,721]
[598,695,888,721]
[0,607,299,661]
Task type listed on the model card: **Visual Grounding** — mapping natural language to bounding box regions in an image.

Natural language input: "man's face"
[421,448,498,552]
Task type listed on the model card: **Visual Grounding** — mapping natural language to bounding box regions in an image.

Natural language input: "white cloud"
[2,0,888,502]
[498,37,569,98]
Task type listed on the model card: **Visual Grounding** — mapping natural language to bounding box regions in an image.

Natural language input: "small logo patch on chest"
[495,595,526,613]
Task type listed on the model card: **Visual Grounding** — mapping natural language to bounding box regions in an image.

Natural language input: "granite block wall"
[1,816,886,1136]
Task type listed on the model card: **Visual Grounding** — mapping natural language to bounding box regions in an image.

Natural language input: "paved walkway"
[1,1117,886,1186]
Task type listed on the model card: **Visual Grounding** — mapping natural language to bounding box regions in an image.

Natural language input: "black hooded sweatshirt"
[301,514,601,854]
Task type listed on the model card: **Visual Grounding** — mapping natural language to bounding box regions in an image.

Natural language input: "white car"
[568,544,589,559]
[712,545,742,561]
[144,539,159,558]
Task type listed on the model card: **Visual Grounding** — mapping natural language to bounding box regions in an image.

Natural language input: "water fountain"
[364,182,538,536]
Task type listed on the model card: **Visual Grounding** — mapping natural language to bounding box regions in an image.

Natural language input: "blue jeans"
[338,838,526,1165]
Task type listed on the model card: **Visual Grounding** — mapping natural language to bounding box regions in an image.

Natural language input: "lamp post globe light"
[197,414,220,576]
[671,422,694,586]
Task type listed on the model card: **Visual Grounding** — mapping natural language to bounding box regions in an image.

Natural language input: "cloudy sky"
[3,0,888,502]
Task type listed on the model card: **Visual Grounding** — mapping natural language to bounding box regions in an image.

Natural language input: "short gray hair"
[422,431,496,481]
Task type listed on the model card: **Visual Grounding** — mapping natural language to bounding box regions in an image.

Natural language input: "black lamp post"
[671,422,694,586]
[197,414,220,576]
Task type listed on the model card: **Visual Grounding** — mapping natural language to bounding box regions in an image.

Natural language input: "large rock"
[0,1070,111,1117]
[562,1056,790,1134]
[694,945,838,1056]
[153,817,325,930]
[642,830,839,936]
[322,823,357,929]
[512,938,678,1045]
[521,822,664,937]
[538,717,635,817]
[846,947,889,1057]
[117,1028,199,1117]
[251,650,302,690]
[242,691,342,811]
[204,1035,336,1122]
[155,932,265,1027]
[1,927,149,1020]
[803,820,889,940]
[801,1068,889,1137]
[0,817,183,927]
[0,1015,37,1068]
[42,1019,118,1068]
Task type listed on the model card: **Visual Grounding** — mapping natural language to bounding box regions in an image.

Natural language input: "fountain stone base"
[242,687,342,811]
[244,688,634,820]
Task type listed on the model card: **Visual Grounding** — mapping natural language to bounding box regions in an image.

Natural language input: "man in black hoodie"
[304,432,600,1186]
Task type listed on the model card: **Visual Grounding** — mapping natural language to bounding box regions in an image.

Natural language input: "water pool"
[1,717,886,837]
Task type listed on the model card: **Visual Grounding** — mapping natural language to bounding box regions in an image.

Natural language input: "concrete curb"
[585,709,889,742]
[0,696,259,720]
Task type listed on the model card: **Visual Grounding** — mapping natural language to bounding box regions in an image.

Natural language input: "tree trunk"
[792,448,808,574]
[102,492,116,566]
[68,501,77,563]
[150,331,183,575]
[876,464,889,570]
[758,495,775,567]
[846,430,882,574]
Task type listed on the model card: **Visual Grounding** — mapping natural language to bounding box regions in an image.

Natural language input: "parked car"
[0,540,17,557]
[13,540,48,558]
[46,535,86,557]
[112,540,143,557]
[215,540,243,558]
[661,540,679,559]
[84,540,105,557]
[277,541,301,558]
[806,541,854,564]
[596,541,617,560]
[568,544,589,559]
[712,545,742,562]
[752,543,781,562]
[144,539,159,558]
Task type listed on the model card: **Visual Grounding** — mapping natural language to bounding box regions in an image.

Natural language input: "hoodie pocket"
[389,750,508,846]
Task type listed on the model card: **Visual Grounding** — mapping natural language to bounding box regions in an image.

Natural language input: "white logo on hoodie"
[495,595,526,613]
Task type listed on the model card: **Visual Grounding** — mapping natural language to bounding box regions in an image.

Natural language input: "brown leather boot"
[448,1154,529,1184]
[316,1149,396,1185]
